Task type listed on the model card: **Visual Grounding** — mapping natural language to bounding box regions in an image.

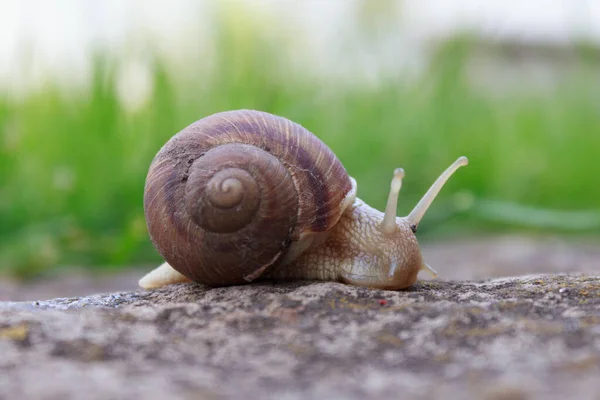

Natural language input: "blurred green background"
[1,0,599,279]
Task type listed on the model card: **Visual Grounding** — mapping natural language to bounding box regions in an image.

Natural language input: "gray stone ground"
[1,236,599,400]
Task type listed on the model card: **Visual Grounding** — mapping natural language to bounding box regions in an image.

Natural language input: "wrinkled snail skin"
[263,199,423,290]
[139,109,468,290]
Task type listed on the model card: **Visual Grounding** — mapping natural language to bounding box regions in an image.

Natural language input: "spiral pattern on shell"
[143,110,353,286]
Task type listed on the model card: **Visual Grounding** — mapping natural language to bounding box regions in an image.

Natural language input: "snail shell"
[144,110,354,286]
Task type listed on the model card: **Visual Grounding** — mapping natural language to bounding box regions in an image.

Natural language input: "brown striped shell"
[143,110,354,286]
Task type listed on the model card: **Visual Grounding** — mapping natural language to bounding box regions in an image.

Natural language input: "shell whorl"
[144,110,353,286]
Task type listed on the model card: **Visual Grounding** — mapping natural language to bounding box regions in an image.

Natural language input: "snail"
[139,109,468,290]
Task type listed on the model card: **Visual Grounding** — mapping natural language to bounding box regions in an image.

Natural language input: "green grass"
[1,12,600,279]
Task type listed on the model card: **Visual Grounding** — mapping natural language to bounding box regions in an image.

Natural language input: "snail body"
[140,109,468,290]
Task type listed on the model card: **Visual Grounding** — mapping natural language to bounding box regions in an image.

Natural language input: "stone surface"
[1,273,600,400]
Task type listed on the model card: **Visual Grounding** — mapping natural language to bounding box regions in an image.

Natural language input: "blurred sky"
[2,0,599,94]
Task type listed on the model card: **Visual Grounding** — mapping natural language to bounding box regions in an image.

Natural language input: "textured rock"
[1,274,600,400]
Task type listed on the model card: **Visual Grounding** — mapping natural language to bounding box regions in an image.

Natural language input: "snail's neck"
[331,198,404,257]
[264,199,401,282]
[345,198,386,226]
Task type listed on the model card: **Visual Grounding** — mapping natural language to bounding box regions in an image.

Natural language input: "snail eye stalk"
[407,156,468,231]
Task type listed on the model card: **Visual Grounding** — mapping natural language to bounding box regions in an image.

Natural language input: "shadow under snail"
[139,109,468,290]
